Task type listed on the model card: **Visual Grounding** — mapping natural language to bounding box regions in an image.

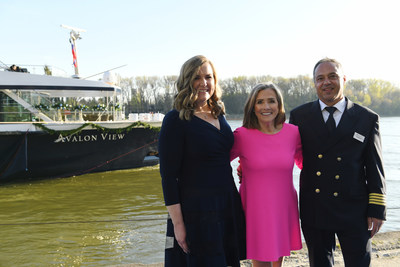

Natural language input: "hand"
[368,217,384,237]
[166,204,189,253]
[237,162,242,184]
[174,222,190,253]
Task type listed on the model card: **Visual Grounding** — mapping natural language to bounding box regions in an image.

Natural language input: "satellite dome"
[103,71,116,85]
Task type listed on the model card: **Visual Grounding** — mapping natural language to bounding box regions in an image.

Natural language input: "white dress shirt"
[319,98,347,127]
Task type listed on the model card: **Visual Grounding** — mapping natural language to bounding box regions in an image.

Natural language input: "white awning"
[0,71,120,97]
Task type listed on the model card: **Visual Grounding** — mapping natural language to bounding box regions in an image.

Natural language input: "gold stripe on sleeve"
[369,193,386,206]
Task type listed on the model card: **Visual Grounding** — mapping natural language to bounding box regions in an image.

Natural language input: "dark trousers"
[302,223,371,267]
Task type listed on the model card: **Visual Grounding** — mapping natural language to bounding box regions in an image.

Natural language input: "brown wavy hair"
[243,82,286,129]
[174,55,225,121]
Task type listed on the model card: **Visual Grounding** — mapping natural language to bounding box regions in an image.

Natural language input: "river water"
[0,117,399,266]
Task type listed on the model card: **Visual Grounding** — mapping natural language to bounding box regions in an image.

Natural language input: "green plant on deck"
[34,104,50,111]
[92,104,107,111]
[73,104,89,111]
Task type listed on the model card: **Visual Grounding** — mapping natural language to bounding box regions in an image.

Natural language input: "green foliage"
[92,104,107,111]
[43,65,52,76]
[51,102,73,110]
[34,103,50,111]
[346,79,400,116]
[118,75,400,117]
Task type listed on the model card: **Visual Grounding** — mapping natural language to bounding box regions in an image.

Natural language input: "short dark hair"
[313,58,343,78]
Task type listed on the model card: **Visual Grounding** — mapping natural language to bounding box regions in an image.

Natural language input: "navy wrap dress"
[159,110,246,267]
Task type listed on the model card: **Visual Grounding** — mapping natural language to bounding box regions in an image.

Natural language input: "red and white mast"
[61,24,86,78]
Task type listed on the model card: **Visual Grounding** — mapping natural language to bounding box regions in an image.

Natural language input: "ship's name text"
[56,133,126,143]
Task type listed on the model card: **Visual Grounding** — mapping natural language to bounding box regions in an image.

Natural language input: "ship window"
[0,91,33,122]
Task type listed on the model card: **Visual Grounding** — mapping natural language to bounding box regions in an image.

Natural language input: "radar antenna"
[61,24,86,78]
[0,59,9,70]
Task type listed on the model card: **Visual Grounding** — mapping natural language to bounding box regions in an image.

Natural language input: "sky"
[1,0,400,85]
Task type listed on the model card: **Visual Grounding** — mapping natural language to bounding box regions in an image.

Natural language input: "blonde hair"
[174,55,225,120]
[243,82,286,129]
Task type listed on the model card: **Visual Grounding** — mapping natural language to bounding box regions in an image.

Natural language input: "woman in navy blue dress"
[158,55,246,267]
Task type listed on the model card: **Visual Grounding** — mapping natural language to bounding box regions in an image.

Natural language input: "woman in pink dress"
[231,83,303,267]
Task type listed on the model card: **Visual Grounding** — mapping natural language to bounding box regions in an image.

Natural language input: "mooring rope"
[79,139,158,174]
[55,138,158,179]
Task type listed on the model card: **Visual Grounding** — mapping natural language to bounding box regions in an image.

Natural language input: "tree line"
[119,75,400,117]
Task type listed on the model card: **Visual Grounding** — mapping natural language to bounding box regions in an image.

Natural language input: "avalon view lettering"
[56,133,126,143]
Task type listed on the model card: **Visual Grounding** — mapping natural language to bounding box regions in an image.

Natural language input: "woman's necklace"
[197,111,210,119]
[194,109,220,129]
[194,107,211,118]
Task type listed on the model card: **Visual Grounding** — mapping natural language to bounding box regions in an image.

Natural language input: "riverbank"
[114,231,400,267]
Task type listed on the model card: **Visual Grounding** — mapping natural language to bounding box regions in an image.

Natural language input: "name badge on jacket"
[353,132,365,143]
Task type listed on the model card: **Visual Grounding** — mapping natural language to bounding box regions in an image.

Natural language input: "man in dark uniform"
[289,58,386,266]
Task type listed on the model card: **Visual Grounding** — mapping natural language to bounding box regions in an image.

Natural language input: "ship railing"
[0,111,35,122]
[1,110,164,123]
[0,110,120,123]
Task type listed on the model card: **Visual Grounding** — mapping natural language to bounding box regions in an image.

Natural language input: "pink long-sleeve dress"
[230,123,303,262]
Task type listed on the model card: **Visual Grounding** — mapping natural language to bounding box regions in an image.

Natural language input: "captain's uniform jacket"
[289,98,386,229]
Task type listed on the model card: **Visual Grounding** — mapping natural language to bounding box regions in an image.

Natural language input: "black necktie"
[325,106,337,134]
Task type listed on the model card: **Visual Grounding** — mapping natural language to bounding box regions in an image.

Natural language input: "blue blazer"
[289,98,386,229]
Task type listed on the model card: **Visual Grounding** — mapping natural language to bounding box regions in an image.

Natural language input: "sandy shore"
[271,231,400,267]
[113,231,400,267]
